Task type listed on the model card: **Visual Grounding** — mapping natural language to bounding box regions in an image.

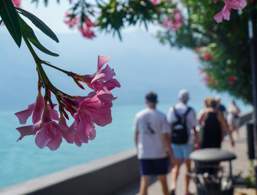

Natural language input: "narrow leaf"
[19,18,59,57]
[0,0,22,47]
[17,8,59,43]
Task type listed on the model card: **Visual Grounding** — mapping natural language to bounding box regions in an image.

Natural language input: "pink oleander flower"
[12,0,21,7]
[15,101,60,141]
[15,56,119,150]
[35,107,62,150]
[59,115,74,143]
[214,0,247,23]
[79,18,96,39]
[150,0,161,5]
[162,9,183,31]
[98,56,109,69]
[77,56,121,91]
[70,90,114,146]
[16,125,35,141]
[64,13,79,28]
[15,92,44,124]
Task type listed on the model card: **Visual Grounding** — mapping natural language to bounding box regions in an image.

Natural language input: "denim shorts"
[139,157,169,176]
[172,144,193,160]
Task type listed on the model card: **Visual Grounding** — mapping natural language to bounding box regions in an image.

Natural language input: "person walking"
[197,97,234,175]
[198,97,234,148]
[227,100,241,138]
[167,89,198,195]
[134,92,174,195]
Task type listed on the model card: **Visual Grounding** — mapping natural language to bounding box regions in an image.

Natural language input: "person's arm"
[163,115,174,165]
[162,132,174,164]
[190,109,200,149]
[198,110,206,126]
[218,112,235,147]
[192,126,200,149]
[133,116,139,147]
[134,130,139,146]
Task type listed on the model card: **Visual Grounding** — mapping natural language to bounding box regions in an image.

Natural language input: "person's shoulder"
[155,109,166,117]
[175,102,184,108]
[167,106,175,113]
[135,109,149,118]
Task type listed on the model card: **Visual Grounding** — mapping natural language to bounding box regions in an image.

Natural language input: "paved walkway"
[118,127,250,195]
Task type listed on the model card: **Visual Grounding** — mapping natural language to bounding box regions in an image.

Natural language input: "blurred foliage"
[31,0,175,39]
[157,0,254,104]
[244,161,256,187]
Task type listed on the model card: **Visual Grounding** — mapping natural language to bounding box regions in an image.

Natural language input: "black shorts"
[139,157,169,176]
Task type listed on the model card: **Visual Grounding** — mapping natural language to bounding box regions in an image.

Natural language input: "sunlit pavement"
[117,127,249,195]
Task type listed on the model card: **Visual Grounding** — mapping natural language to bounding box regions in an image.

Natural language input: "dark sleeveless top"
[200,111,222,148]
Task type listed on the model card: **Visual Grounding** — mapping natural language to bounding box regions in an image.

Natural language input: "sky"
[21,1,73,33]
[0,1,245,111]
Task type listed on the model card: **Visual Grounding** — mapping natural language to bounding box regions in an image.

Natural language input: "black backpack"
[171,107,192,144]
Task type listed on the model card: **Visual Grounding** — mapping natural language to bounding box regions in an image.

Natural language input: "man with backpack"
[167,89,198,195]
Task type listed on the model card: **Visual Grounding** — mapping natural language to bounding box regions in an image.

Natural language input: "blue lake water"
[0,101,250,188]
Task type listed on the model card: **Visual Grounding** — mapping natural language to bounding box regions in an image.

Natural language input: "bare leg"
[171,159,182,191]
[139,176,149,195]
[158,175,169,195]
[184,159,191,195]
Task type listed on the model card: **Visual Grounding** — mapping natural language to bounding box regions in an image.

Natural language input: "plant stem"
[42,61,72,75]
[24,38,72,98]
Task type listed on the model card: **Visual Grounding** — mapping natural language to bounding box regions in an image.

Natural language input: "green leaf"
[0,0,22,47]
[17,8,59,43]
[19,18,59,57]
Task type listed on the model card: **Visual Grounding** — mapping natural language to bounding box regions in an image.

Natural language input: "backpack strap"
[174,106,192,121]
[173,107,182,122]
[184,107,192,118]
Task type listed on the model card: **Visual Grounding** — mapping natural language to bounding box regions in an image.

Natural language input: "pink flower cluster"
[150,0,161,5]
[64,13,95,39]
[214,0,247,23]
[79,18,95,39]
[64,13,78,28]
[15,56,120,150]
[162,9,183,31]
[12,0,21,7]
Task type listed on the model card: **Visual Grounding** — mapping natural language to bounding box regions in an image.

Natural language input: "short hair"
[178,89,189,102]
[145,91,158,103]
